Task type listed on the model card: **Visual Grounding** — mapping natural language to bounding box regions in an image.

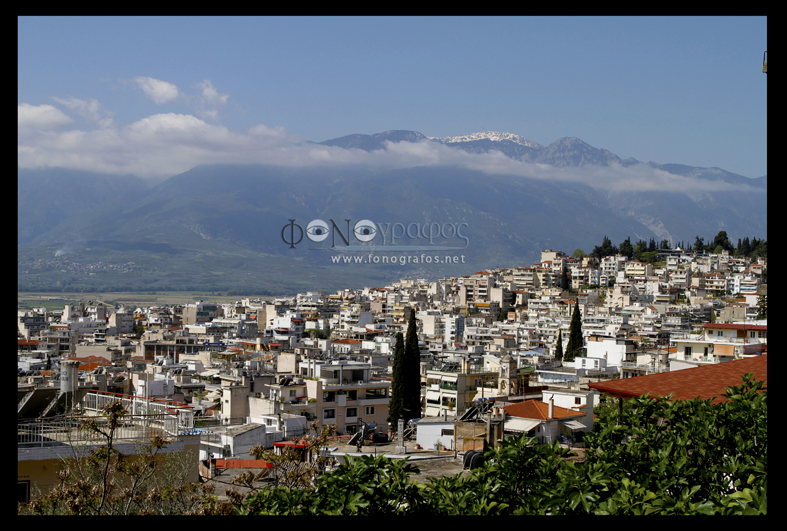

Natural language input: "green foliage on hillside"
[236,374,766,515]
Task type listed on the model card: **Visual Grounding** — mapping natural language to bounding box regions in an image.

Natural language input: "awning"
[426,390,441,401]
[560,419,587,430]
[504,418,541,433]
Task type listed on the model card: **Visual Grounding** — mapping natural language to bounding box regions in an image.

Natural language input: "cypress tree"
[564,301,583,362]
[555,329,564,363]
[387,332,405,427]
[402,309,422,422]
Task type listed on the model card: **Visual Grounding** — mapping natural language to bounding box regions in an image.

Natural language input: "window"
[323,391,335,402]
[323,409,335,419]
[18,481,30,505]
[717,330,723,337]
[347,390,357,400]
[365,388,387,399]
[289,390,297,397]
[575,397,581,405]
[365,406,375,415]
[346,407,357,417]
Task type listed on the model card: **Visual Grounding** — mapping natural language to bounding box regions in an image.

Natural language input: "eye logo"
[306,219,330,242]
[353,219,377,242]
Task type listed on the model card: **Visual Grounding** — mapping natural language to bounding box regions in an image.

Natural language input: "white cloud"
[51,96,114,128]
[196,79,229,107]
[18,103,73,131]
[133,76,181,104]
[15,100,769,195]
[189,79,230,121]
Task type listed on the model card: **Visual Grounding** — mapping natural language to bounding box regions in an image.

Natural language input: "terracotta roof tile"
[588,355,767,404]
[505,399,585,421]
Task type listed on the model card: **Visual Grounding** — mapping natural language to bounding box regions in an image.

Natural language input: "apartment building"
[670,322,766,370]
[425,357,497,418]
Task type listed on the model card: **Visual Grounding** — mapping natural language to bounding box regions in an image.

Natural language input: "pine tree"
[387,332,405,427]
[619,237,633,260]
[564,301,583,362]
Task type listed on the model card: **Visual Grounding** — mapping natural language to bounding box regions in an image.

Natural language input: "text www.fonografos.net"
[331,254,466,265]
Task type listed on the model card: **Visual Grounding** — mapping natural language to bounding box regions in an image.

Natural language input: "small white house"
[415,416,456,450]
[199,423,273,461]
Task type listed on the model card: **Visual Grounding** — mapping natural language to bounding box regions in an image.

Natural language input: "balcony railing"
[18,413,181,448]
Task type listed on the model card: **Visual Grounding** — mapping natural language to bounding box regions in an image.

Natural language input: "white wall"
[416,422,455,450]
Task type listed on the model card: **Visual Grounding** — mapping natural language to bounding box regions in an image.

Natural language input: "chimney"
[548,398,554,419]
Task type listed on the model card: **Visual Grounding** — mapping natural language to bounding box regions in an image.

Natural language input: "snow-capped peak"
[428,131,542,149]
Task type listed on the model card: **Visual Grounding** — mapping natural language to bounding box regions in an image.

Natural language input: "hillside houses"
[18,247,766,484]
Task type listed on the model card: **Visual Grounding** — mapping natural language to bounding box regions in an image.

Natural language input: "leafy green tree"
[712,230,734,253]
[564,301,582,362]
[238,454,426,515]
[241,422,338,494]
[234,375,767,516]
[756,293,767,319]
[633,240,647,261]
[751,239,767,258]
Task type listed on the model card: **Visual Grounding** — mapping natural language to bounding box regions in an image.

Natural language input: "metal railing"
[18,413,181,448]
[81,390,194,431]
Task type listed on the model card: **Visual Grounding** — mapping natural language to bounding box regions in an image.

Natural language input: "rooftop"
[588,354,767,404]
[505,400,585,421]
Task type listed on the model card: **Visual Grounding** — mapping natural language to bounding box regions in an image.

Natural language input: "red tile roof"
[18,339,41,346]
[505,399,585,421]
[214,459,271,470]
[588,355,767,404]
[77,361,110,372]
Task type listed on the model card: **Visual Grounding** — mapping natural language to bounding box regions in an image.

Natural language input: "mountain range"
[18,130,767,294]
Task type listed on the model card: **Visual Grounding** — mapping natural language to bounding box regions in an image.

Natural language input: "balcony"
[672,355,720,364]
[18,413,183,448]
[357,397,389,406]
[680,334,765,345]
[322,379,390,389]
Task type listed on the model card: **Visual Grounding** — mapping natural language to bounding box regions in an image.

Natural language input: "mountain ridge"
[18,129,766,293]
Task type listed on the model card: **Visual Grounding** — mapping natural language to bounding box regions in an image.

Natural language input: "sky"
[18,16,767,182]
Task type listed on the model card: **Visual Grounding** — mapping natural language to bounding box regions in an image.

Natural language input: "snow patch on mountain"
[428,131,542,149]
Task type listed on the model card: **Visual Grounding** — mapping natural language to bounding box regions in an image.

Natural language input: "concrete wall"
[18,436,200,502]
